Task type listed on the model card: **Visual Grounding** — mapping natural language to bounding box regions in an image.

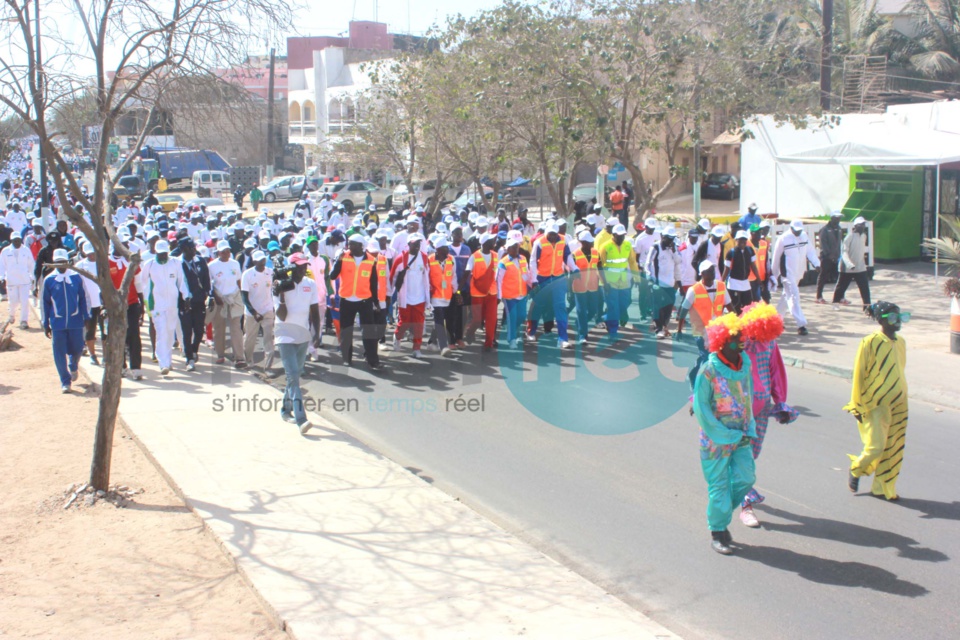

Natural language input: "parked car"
[115,175,146,198]
[325,181,393,212]
[393,180,461,209]
[701,173,740,200]
[191,170,230,198]
[260,175,312,203]
[451,186,494,210]
[156,193,184,213]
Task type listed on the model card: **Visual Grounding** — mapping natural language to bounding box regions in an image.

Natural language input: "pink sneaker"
[739,506,760,528]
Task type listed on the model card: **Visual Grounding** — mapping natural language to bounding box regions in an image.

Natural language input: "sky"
[292,0,508,42]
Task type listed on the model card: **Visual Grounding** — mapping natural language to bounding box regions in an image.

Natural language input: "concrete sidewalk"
[774,262,960,410]
[74,354,679,640]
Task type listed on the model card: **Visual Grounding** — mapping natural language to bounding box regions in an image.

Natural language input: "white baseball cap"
[662,226,677,237]
[545,220,560,234]
[697,218,711,231]
[434,237,450,249]
[830,210,843,217]
[479,232,495,244]
[711,226,725,237]
[577,230,595,242]
[251,250,266,261]
[155,240,170,253]
[408,232,425,243]
[52,248,69,262]
[735,230,749,240]
[698,259,715,274]
[612,224,627,235]
[216,240,231,252]
[853,216,866,225]
[790,220,805,231]
[366,240,381,253]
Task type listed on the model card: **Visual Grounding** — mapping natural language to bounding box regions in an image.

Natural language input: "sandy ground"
[0,300,286,640]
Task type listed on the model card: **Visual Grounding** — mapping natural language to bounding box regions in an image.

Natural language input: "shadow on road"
[887,498,960,521]
[735,545,930,597]
[758,505,949,562]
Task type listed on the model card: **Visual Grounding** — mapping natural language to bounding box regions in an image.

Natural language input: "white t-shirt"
[208,258,241,296]
[241,266,275,315]
[274,278,315,345]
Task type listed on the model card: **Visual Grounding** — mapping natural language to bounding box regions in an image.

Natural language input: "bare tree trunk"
[89,304,127,490]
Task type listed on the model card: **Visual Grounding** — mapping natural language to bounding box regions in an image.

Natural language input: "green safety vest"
[603,242,633,289]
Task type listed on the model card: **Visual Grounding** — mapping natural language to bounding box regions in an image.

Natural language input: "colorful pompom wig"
[706,312,743,353]
[739,302,785,343]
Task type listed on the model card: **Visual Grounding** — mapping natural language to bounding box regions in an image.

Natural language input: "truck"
[123,146,231,192]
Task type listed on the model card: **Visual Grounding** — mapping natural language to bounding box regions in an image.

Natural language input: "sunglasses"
[881,311,911,324]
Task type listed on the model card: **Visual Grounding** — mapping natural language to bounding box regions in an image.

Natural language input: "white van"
[192,170,230,198]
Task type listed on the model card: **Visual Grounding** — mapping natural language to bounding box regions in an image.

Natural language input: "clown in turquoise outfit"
[693,312,756,555]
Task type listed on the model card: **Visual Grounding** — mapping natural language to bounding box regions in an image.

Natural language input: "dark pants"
[125,302,143,370]
[84,306,102,342]
[433,305,455,350]
[340,298,379,365]
[179,301,206,362]
[751,280,771,303]
[450,293,468,343]
[373,304,387,342]
[652,285,676,331]
[832,271,871,308]
[729,289,753,314]
[816,256,839,299]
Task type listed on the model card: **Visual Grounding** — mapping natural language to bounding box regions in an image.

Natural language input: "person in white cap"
[390,232,430,357]
[528,219,578,348]
[427,237,458,355]
[74,242,103,365]
[721,230,760,314]
[140,240,191,375]
[571,230,601,344]
[598,223,640,341]
[241,250,276,372]
[674,227,700,333]
[304,235,329,358]
[633,217,660,320]
[676,259,730,391]
[694,225,725,278]
[0,230,35,329]
[464,232,501,349]
[772,220,820,335]
[645,226,682,338]
[497,233,533,348]
[832,216,871,311]
[366,238,389,345]
[41,248,89,392]
[330,236,381,367]
[816,211,844,303]
[209,240,246,367]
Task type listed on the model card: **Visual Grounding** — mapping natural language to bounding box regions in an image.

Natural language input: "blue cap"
[267,240,281,252]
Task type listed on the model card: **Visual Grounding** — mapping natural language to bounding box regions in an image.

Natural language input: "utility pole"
[265,47,276,180]
[820,0,834,111]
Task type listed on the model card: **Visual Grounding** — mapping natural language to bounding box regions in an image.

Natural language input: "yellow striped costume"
[844,330,908,500]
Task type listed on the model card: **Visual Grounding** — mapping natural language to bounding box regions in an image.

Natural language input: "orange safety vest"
[690,280,726,327]
[370,252,388,303]
[470,251,499,297]
[536,237,566,278]
[571,249,600,293]
[338,255,375,299]
[428,255,455,301]
[749,239,768,281]
[500,255,529,299]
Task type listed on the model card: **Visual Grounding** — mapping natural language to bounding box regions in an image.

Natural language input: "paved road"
[273,332,960,640]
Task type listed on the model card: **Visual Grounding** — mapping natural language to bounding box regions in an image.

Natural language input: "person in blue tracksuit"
[42,249,89,393]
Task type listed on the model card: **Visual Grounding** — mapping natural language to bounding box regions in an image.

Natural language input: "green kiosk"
[841,167,924,260]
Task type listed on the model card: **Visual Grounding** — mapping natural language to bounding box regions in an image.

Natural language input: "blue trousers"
[688,337,709,392]
[503,297,527,344]
[701,445,756,531]
[52,327,84,386]
[574,290,600,339]
[529,276,568,341]
[604,287,631,337]
[277,342,309,425]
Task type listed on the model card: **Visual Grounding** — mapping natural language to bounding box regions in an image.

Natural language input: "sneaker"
[20,321,28,330]
[579,338,587,345]
[61,385,71,394]
[440,347,452,357]
[839,299,851,306]
[526,333,537,342]
[392,335,400,351]
[298,420,312,435]
[186,360,196,372]
[160,367,170,376]
[848,471,859,493]
[455,340,466,348]
[89,356,100,366]
[151,354,158,363]
[832,304,840,311]
[235,361,248,370]
[559,340,572,349]
[656,330,666,339]
[281,412,297,424]
[70,369,79,382]
[215,357,226,364]
[711,531,733,555]
[797,326,808,336]
[412,349,422,359]
[815,298,827,304]
[133,370,143,381]
[739,507,760,528]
